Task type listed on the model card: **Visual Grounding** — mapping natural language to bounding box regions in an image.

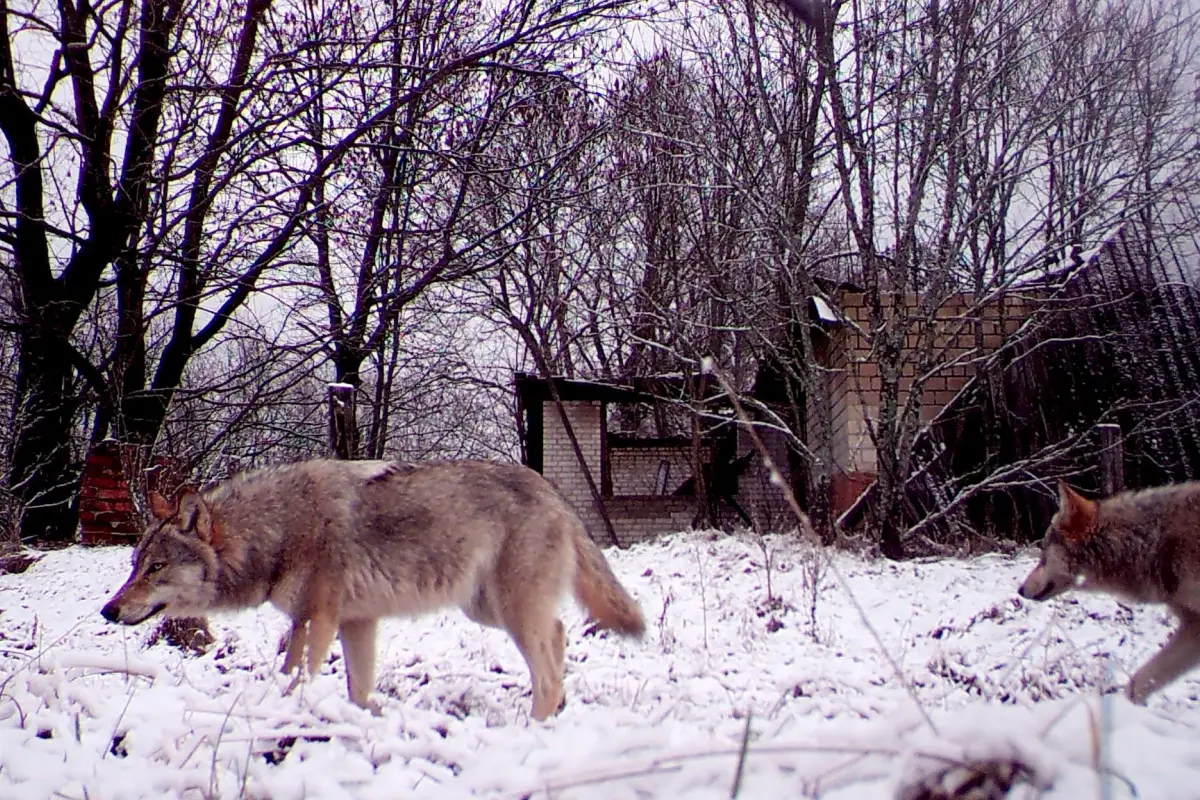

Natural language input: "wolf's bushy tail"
[571,528,645,638]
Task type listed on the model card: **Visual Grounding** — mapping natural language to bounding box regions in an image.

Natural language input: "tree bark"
[9,334,78,541]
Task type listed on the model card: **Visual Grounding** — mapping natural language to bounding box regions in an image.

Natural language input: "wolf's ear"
[1056,480,1098,540]
[176,487,215,545]
[148,491,175,521]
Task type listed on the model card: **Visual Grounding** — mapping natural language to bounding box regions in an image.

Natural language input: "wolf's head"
[101,488,221,625]
[1018,480,1099,602]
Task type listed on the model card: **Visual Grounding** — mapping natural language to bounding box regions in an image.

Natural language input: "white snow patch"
[811,295,840,324]
[2,532,1197,798]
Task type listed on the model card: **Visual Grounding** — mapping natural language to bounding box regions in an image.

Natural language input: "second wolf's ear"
[176,487,214,544]
[1056,480,1098,540]
[148,491,175,521]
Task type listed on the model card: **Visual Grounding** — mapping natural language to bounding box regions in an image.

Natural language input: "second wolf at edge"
[100,458,646,721]
[1019,479,1200,704]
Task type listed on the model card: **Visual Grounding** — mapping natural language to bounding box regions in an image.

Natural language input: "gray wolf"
[1018,479,1200,704]
[100,459,645,720]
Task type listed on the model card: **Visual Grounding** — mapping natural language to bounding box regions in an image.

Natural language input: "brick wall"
[539,401,702,544]
[824,290,1036,509]
[604,496,697,546]
[541,400,603,511]
[609,445,697,496]
[79,440,184,545]
[735,426,792,531]
[541,401,605,537]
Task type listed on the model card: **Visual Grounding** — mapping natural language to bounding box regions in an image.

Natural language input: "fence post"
[327,383,358,460]
[1097,423,1124,495]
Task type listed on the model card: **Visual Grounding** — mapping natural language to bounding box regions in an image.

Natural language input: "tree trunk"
[9,332,79,542]
[327,383,359,460]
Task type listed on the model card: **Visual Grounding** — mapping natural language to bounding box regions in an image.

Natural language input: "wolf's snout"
[101,600,120,622]
[1017,568,1060,602]
[1017,582,1040,600]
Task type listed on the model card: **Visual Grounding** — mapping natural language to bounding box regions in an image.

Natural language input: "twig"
[730,712,753,798]
[693,545,710,653]
[522,742,920,797]
[1099,662,1114,800]
[208,691,244,800]
[101,684,138,760]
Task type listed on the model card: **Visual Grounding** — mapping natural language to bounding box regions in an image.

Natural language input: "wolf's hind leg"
[552,619,566,673]
[298,578,342,679]
[504,605,565,722]
[281,620,308,675]
[281,619,311,697]
[552,619,567,714]
[338,619,380,714]
[304,611,339,679]
[1127,616,1200,704]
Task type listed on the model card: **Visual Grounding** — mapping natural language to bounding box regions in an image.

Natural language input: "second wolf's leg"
[1127,617,1200,704]
[338,619,380,713]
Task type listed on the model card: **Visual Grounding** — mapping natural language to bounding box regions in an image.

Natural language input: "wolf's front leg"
[282,582,342,698]
[1126,617,1200,704]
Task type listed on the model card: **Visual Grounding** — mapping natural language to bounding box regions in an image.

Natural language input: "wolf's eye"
[147,562,165,574]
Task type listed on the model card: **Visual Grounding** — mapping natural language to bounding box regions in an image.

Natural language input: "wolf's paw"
[1124,682,1148,705]
[354,697,383,716]
[282,673,304,698]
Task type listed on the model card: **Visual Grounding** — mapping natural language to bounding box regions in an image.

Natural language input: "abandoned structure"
[513,374,780,546]
[513,288,1031,544]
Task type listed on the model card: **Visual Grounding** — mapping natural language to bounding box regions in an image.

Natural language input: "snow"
[810,295,840,324]
[2,532,1199,798]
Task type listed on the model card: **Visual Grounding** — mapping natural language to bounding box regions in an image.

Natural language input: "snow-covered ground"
[2,531,1198,799]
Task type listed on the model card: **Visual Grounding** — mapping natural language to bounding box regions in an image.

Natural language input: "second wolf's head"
[101,489,221,625]
[1018,480,1098,603]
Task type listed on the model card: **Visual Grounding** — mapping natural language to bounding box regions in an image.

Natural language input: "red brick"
[81,531,138,546]
[80,509,136,525]
[81,488,132,502]
[87,501,135,514]
[830,471,874,517]
[81,523,139,535]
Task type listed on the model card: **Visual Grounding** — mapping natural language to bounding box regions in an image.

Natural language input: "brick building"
[515,375,798,546]
[516,289,1034,544]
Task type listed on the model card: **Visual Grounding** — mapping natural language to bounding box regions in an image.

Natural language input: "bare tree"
[0,0,638,541]
[292,0,640,459]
